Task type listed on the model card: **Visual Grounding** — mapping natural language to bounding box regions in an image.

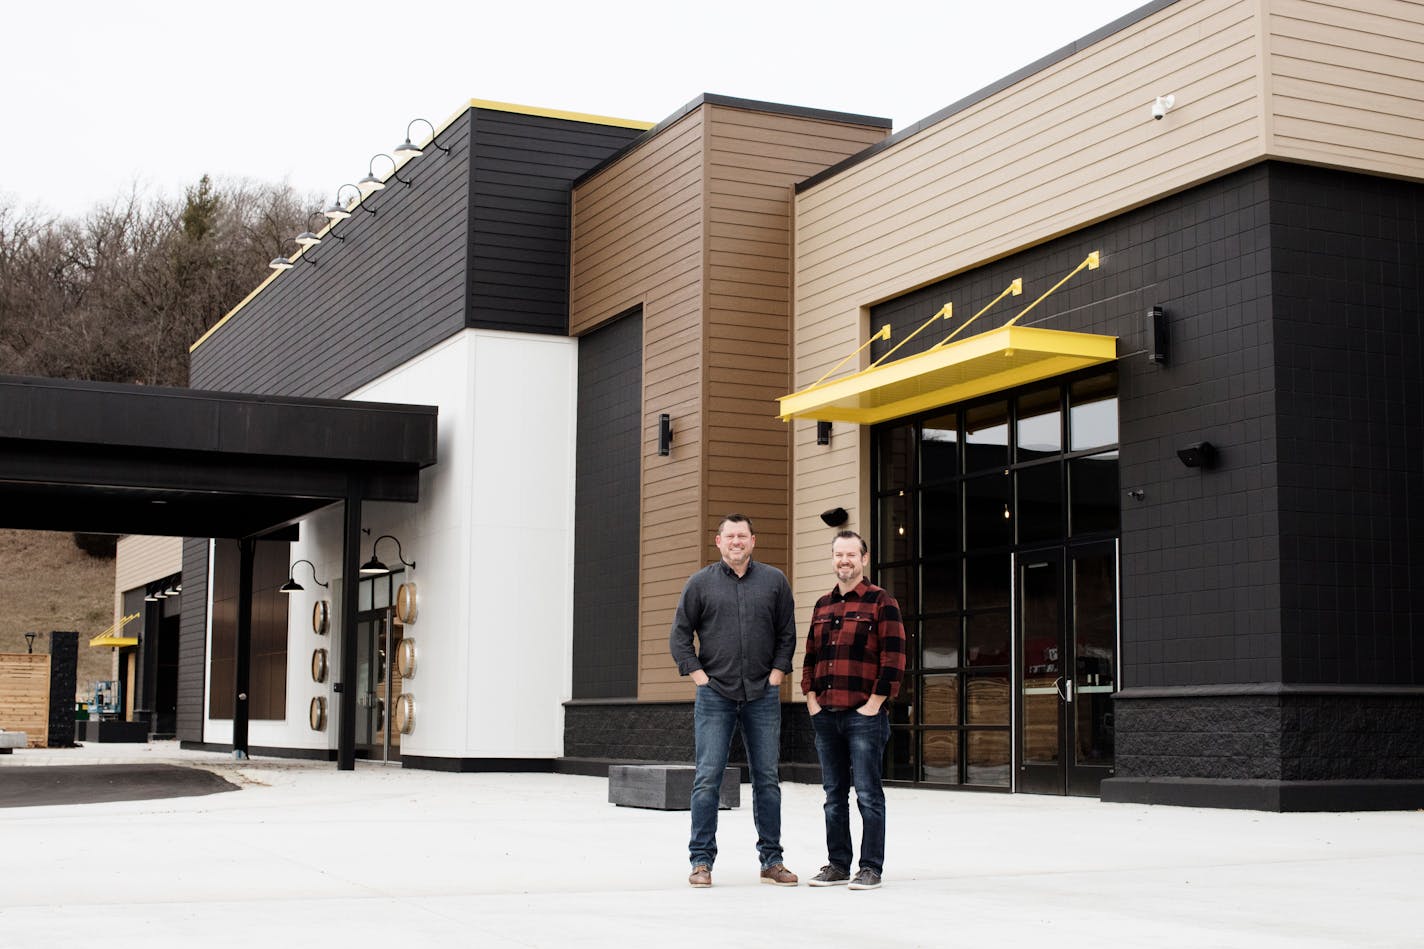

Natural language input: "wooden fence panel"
[0,653,51,747]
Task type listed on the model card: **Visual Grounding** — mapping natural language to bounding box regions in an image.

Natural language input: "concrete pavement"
[0,742,1418,948]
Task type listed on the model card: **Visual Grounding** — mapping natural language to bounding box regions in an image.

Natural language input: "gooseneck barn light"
[394,117,450,159]
[358,153,411,194]
[280,559,330,594]
[360,534,416,577]
[322,183,374,222]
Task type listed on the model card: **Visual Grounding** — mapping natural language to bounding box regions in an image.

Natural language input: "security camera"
[1152,95,1175,120]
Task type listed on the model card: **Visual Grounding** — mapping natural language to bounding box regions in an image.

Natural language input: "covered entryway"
[0,374,437,770]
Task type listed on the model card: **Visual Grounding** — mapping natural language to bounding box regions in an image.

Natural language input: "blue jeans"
[811,707,890,873]
[690,686,783,869]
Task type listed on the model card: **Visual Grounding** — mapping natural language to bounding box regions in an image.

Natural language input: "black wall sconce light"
[24,631,37,654]
[658,413,674,456]
[280,559,330,594]
[1177,441,1217,469]
[820,507,850,528]
[816,420,832,446]
[1147,305,1169,364]
[361,534,416,577]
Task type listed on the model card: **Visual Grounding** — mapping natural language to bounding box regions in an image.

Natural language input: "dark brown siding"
[207,539,290,721]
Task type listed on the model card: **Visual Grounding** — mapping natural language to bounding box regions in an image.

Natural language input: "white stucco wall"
[204,328,577,761]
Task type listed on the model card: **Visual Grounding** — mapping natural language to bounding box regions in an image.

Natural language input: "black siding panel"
[190,111,476,396]
[572,309,642,698]
[467,110,645,336]
[178,537,210,742]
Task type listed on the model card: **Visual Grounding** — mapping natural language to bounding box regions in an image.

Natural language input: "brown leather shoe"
[688,865,712,887]
[759,863,798,886]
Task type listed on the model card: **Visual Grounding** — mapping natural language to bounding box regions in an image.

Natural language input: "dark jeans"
[689,686,783,870]
[811,707,890,873]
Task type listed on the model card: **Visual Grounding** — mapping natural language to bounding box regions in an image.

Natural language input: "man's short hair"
[718,513,754,535]
[833,529,867,555]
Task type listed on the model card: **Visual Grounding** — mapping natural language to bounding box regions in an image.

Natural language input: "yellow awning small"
[778,324,1117,425]
[89,612,142,648]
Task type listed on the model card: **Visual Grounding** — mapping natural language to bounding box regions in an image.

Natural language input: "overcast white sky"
[3,0,1150,218]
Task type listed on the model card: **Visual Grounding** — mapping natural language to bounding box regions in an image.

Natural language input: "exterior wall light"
[816,420,832,446]
[358,153,411,194]
[658,413,674,456]
[394,117,450,159]
[361,534,415,576]
[280,559,330,594]
[322,183,374,222]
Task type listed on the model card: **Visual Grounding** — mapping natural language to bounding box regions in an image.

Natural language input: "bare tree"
[0,177,319,387]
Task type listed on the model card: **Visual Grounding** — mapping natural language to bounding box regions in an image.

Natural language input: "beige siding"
[1266,0,1424,177]
[113,535,183,630]
[572,100,887,702]
[787,0,1424,662]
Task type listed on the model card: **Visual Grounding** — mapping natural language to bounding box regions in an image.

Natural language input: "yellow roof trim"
[90,612,142,648]
[466,98,654,130]
[778,325,1118,425]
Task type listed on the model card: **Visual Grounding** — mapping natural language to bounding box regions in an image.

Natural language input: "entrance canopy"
[778,324,1117,425]
[0,374,437,538]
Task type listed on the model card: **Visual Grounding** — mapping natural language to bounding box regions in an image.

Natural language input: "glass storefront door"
[871,369,1119,794]
[1017,543,1117,795]
[354,570,406,764]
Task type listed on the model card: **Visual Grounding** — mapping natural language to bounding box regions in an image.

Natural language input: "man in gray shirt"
[670,513,799,888]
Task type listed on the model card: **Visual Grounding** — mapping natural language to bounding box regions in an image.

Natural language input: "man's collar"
[830,577,872,601]
[718,559,755,578]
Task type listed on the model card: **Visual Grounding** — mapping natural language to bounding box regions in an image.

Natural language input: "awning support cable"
[1005,251,1099,327]
[932,278,1023,350]
[808,323,892,389]
[870,303,952,369]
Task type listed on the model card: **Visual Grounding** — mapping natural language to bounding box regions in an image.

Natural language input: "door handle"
[1055,677,1074,703]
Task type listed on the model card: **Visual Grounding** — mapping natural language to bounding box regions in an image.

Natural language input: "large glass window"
[870,369,1118,789]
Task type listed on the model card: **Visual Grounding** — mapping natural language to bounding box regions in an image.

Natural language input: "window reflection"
[921,413,959,481]
[1017,387,1061,460]
[966,729,1010,787]
[1070,453,1119,535]
[878,424,914,489]
[964,401,1008,472]
[1069,373,1118,451]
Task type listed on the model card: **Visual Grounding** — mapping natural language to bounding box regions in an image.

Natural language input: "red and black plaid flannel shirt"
[800,578,906,711]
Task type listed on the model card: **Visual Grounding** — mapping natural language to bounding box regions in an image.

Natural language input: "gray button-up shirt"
[669,559,796,702]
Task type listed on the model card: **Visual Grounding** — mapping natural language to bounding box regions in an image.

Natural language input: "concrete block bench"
[609,764,739,810]
[0,731,28,754]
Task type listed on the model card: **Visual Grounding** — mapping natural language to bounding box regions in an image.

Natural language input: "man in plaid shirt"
[801,529,906,890]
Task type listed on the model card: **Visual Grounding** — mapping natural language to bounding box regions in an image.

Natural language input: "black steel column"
[233,537,255,758]
[337,484,363,771]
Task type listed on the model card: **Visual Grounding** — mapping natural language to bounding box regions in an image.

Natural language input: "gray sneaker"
[808,864,851,887]
[848,867,882,890]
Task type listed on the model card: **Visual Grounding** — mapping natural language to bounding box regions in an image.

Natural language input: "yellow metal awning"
[778,324,1117,425]
[89,612,142,648]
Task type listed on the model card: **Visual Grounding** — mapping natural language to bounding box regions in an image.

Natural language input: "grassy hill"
[0,528,119,699]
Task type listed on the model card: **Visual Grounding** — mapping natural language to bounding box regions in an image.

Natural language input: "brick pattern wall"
[1115,691,1424,781]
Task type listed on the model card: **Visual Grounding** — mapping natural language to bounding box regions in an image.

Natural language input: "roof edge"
[573,92,893,188]
[797,0,1184,193]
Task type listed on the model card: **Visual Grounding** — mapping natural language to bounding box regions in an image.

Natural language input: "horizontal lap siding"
[190,112,474,397]
[706,106,888,590]
[1266,0,1424,178]
[469,111,647,334]
[573,102,887,703]
[571,110,707,702]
